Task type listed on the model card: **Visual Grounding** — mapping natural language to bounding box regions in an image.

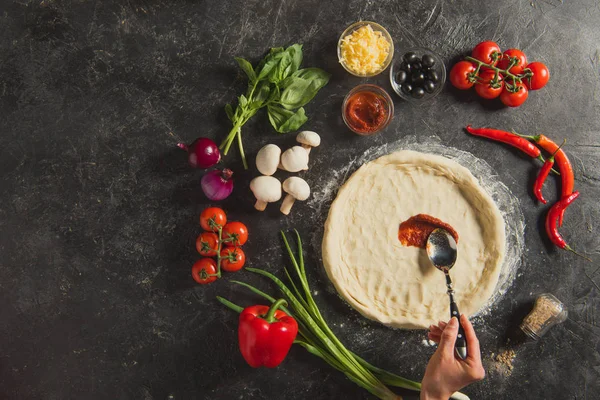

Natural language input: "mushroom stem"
[301,144,312,155]
[280,194,296,215]
[255,200,268,211]
[278,161,286,171]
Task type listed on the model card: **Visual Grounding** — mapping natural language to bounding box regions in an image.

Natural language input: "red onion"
[178,137,221,169]
[201,169,234,201]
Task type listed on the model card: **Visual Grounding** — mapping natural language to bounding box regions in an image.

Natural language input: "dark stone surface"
[1,0,599,399]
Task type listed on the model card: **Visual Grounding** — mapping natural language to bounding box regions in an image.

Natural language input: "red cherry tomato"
[475,70,504,99]
[196,232,219,256]
[191,258,218,284]
[497,49,527,75]
[449,61,477,90]
[222,222,248,246]
[220,247,246,272]
[471,41,502,65]
[524,62,550,90]
[200,207,227,231]
[500,82,529,107]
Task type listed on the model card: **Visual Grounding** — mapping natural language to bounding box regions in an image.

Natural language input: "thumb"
[438,317,459,356]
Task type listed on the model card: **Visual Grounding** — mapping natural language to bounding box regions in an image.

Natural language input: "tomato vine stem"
[207,217,226,278]
[465,56,528,93]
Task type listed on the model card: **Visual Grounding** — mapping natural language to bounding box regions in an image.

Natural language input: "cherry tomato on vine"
[220,247,246,272]
[497,49,527,75]
[475,70,504,99]
[500,83,529,107]
[191,258,218,284]
[200,207,227,231]
[449,61,477,90]
[222,222,248,246]
[196,232,219,256]
[471,41,502,65]
[524,62,550,90]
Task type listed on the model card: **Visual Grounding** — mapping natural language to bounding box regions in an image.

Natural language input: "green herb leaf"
[257,51,285,81]
[287,44,303,73]
[239,94,248,108]
[254,47,284,76]
[267,85,281,103]
[278,75,296,90]
[269,51,292,84]
[279,78,313,109]
[293,68,331,88]
[225,103,234,121]
[279,68,331,110]
[250,81,271,109]
[267,105,308,133]
[266,105,292,130]
[235,57,256,83]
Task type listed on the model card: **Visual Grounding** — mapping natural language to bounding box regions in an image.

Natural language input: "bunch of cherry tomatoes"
[449,41,550,107]
[192,207,249,284]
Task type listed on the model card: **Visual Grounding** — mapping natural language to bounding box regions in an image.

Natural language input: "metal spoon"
[426,228,467,360]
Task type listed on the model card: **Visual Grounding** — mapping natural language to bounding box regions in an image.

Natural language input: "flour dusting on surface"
[308,134,524,324]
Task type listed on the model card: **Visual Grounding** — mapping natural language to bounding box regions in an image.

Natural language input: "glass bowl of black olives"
[390,48,446,102]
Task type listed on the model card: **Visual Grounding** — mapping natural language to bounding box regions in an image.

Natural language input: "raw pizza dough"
[322,150,506,329]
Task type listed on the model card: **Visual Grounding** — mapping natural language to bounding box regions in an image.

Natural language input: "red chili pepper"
[545,191,578,249]
[465,125,542,159]
[533,140,565,204]
[534,159,553,204]
[534,135,574,226]
[515,132,574,225]
[545,192,591,261]
[238,299,298,368]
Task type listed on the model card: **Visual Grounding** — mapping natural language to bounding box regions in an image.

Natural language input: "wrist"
[420,389,451,400]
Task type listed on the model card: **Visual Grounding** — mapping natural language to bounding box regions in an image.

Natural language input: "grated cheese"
[340,24,391,76]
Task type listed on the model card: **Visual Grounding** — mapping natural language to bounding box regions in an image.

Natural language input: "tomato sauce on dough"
[398,214,459,248]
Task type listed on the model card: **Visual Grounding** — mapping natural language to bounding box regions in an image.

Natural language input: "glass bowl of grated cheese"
[338,21,394,77]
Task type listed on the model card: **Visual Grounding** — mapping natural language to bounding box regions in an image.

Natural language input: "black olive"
[424,80,436,93]
[411,87,425,99]
[411,70,425,85]
[411,60,422,70]
[403,52,419,64]
[400,61,412,74]
[401,83,413,95]
[427,70,439,83]
[395,70,408,84]
[422,54,435,68]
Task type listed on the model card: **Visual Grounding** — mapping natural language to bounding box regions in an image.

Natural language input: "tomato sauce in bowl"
[342,84,393,135]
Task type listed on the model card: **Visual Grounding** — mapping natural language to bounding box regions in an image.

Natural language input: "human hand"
[420,315,485,400]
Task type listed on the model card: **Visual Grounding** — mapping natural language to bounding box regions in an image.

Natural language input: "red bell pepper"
[238,299,298,368]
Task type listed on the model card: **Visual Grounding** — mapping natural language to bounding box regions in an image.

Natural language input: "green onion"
[218,230,469,400]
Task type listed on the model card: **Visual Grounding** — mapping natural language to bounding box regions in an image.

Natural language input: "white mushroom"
[296,131,321,155]
[280,177,310,215]
[250,176,282,211]
[280,146,309,172]
[255,144,281,176]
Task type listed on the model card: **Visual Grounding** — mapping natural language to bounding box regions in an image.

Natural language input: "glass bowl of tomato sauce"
[342,84,394,135]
